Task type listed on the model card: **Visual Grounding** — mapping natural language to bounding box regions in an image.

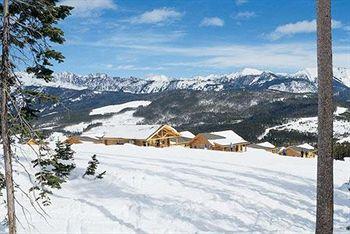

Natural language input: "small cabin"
[171,131,195,147]
[82,124,181,148]
[64,135,82,145]
[27,138,39,146]
[282,143,317,158]
[189,130,249,152]
[248,142,277,153]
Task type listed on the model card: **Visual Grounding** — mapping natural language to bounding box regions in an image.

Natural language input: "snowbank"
[1,142,349,233]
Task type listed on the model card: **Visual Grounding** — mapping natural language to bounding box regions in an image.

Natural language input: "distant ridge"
[18,67,350,94]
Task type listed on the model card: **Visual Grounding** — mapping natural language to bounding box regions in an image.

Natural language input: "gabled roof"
[297,143,315,150]
[207,130,248,146]
[83,124,179,140]
[256,142,276,149]
[180,131,195,139]
[288,143,316,152]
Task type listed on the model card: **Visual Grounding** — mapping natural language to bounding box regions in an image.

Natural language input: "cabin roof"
[180,131,195,139]
[288,143,316,152]
[296,143,315,150]
[83,124,175,140]
[256,142,276,149]
[204,130,248,146]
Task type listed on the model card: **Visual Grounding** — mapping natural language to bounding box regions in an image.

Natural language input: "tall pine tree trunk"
[1,0,16,233]
[316,0,333,233]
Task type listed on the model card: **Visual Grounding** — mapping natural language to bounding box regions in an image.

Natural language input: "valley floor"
[1,142,350,233]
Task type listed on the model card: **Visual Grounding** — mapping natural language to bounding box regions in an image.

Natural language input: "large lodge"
[74,124,316,157]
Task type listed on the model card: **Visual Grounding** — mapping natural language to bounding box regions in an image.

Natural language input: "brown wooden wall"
[189,134,212,149]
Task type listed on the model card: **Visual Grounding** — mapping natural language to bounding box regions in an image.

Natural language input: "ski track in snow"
[2,142,349,233]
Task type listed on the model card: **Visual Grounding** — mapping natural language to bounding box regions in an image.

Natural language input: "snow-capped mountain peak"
[293,68,318,83]
[333,67,350,88]
[18,67,350,94]
[239,68,264,76]
[146,74,171,82]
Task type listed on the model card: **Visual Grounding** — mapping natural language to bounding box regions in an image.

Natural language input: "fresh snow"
[89,101,151,116]
[18,72,87,90]
[335,106,348,116]
[83,125,164,139]
[18,67,350,93]
[64,101,151,133]
[180,131,195,139]
[239,68,264,76]
[257,142,276,149]
[297,143,315,150]
[259,109,350,141]
[209,130,248,145]
[2,142,350,233]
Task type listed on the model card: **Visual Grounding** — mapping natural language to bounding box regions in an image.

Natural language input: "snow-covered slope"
[18,67,350,94]
[64,101,151,133]
[259,106,350,141]
[3,142,350,233]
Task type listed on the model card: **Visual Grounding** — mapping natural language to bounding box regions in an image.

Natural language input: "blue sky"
[56,0,350,78]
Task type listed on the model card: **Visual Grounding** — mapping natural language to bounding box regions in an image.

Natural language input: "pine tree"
[52,141,75,178]
[31,142,75,205]
[83,155,99,178]
[83,155,106,179]
[31,147,64,206]
[0,1,72,232]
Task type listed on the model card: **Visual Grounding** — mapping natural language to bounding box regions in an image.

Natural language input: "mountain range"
[19,67,350,94]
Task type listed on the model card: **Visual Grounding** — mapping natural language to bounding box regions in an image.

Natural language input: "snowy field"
[259,106,350,141]
[64,101,151,133]
[1,142,349,233]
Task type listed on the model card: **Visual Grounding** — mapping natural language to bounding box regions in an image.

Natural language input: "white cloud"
[200,17,224,27]
[235,0,248,5]
[268,19,343,40]
[234,11,256,20]
[106,64,165,71]
[112,42,349,70]
[128,8,182,25]
[60,0,117,17]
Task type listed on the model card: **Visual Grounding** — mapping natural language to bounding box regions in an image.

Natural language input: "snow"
[146,74,171,82]
[209,130,248,145]
[239,68,263,76]
[268,81,316,93]
[294,68,318,83]
[259,116,350,141]
[64,101,150,133]
[83,125,164,139]
[297,143,315,150]
[257,142,276,149]
[180,131,195,139]
[338,136,350,143]
[3,142,350,233]
[294,67,350,88]
[335,106,348,116]
[64,122,92,133]
[334,67,350,88]
[18,72,87,90]
[90,101,151,116]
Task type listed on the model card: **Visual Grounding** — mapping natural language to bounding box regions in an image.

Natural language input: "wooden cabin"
[189,130,249,152]
[171,131,195,147]
[281,143,317,158]
[82,124,181,148]
[64,135,82,145]
[27,138,39,146]
[248,142,277,153]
